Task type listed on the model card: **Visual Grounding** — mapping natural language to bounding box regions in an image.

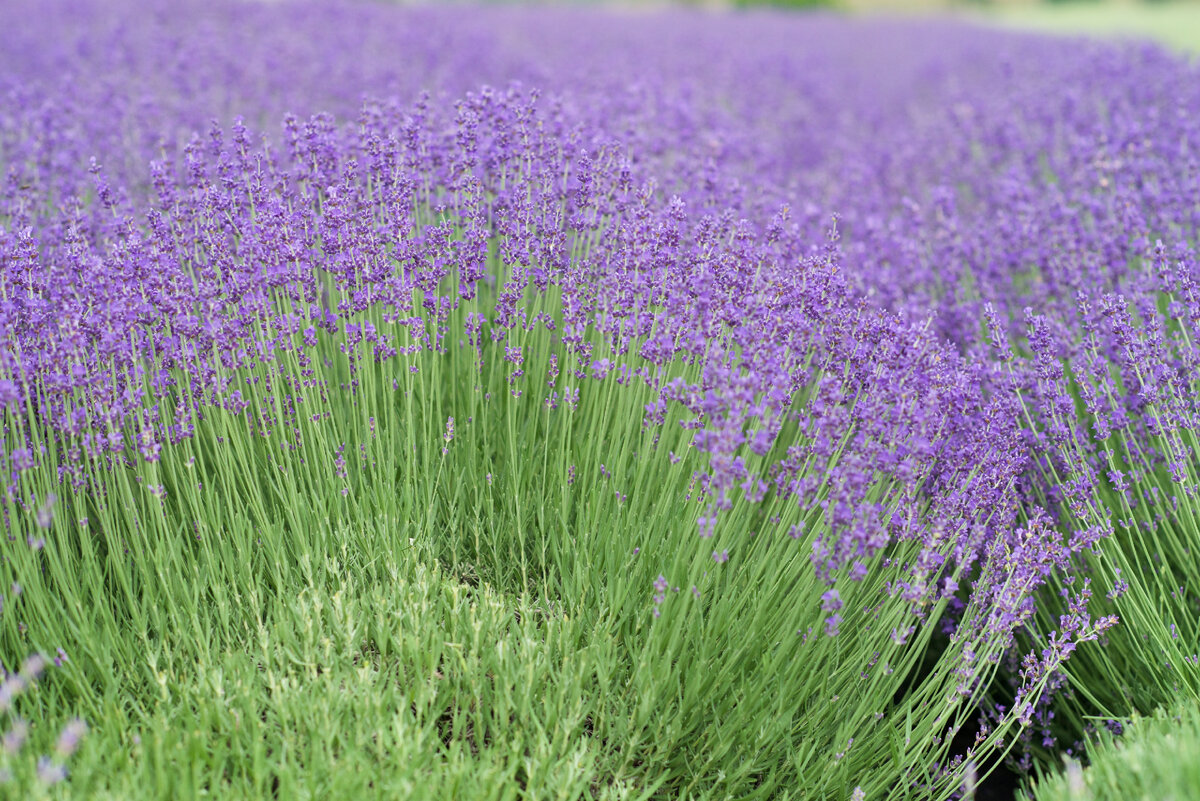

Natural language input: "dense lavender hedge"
[1,1,1199,797]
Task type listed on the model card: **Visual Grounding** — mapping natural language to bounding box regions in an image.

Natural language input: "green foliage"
[985,2,1200,54]
[1023,700,1200,801]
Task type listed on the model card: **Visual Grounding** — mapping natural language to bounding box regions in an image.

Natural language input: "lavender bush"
[1,0,1198,797]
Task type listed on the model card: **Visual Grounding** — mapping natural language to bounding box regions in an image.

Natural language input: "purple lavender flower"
[820,589,843,613]
[54,719,87,758]
[36,756,67,785]
[18,654,46,680]
[35,492,56,528]
[0,678,20,715]
[1,719,27,755]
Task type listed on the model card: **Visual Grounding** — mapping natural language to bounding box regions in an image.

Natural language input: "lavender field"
[2,1,1200,799]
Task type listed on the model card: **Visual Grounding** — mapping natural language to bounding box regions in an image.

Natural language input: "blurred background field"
[971,1,1200,52]
[432,0,1200,53]
[686,0,1200,53]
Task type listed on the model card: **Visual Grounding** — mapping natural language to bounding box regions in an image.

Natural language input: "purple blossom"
[54,719,87,758]
[820,589,842,613]
[36,756,67,785]
[2,719,28,755]
[35,493,56,528]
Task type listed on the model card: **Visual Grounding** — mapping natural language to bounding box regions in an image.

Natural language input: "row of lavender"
[1,0,1198,791]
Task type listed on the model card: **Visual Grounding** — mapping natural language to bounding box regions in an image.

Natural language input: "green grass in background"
[978,2,1200,53]
[1022,700,1200,801]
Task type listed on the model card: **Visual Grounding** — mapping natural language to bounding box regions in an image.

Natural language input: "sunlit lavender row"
[1,1,1199,798]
